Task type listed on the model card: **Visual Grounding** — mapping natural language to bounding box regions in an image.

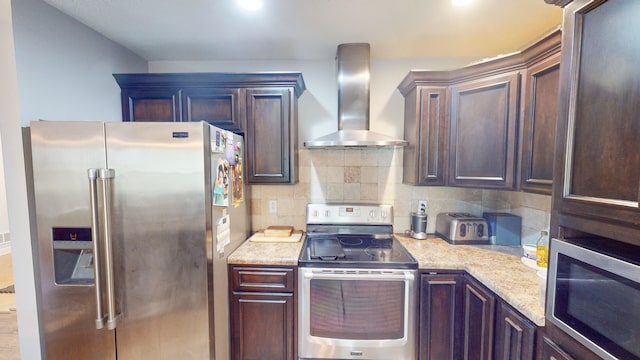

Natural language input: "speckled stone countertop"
[396,234,545,326]
[227,236,304,266]
[227,233,545,326]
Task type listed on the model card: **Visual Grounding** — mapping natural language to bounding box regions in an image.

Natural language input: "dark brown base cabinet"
[114,73,306,184]
[419,272,464,360]
[463,275,496,360]
[229,266,296,360]
[399,30,560,191]
[494,302,536,360]
[419,272,538,360]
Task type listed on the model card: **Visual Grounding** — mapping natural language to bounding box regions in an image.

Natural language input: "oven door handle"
[302,270,414,281]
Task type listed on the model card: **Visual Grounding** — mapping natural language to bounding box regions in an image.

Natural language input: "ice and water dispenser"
[52,227,94,285]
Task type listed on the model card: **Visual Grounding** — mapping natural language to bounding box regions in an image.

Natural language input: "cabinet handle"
[88,169,105,330]
[99,168,119,330]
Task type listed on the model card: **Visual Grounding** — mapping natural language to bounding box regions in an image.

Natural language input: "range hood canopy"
[304,43,408,149]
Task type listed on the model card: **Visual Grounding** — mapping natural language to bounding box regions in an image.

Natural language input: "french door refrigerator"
[29,121,250,359]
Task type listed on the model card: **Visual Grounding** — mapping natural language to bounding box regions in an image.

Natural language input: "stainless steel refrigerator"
[29,121,250,359]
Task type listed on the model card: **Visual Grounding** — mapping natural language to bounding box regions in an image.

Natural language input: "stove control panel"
[307,203,393,225]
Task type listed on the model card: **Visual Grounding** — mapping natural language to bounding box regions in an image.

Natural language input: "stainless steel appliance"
[410,211,427,239]
[29,121,250,360]
[435,212,489,244]
[298,203,417,360]
[547,237,640,360]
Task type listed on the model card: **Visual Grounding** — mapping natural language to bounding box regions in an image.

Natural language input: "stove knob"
[380,211,387,220]
[460,224,467,237]
[370,210,377,219]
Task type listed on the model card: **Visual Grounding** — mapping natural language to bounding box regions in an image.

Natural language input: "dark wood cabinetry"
[449,73,520,189]
[402,86,449,186]
[419,272,542,360]
[462,275,496,360]
[399,30,561,191]
[520,53,560,194]
[114,72,306,184]
[418,272,463,360]
[494,301,536,360]
[245,88,296,184]
[229,265,296,360]
[182,88,244,133]
[551,0,640,243]
[121,87,180,122]
[540,337,574,360]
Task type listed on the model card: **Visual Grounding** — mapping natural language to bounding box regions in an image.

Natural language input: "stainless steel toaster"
[435,213,490,245]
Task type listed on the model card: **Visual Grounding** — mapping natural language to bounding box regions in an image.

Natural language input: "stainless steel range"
[298,203,417,360]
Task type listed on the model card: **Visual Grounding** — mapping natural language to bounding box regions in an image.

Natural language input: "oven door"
[547,238,640,360]
[298,268,416,360]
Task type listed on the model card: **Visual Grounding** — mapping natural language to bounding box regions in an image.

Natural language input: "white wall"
[12,0,147,125]
[3,0,148,358]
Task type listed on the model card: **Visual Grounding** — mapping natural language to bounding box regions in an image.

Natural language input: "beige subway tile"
[360,166,378,184]
[344,184,361,201]
[360,183,379,201]
[326,166,345,183]
[293,183,309,199]
[344,166,361,183]
[345,150,362,166]
[327,183,344,201]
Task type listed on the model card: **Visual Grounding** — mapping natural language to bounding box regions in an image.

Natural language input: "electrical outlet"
[418,200,427,213]
[269,200,278,214]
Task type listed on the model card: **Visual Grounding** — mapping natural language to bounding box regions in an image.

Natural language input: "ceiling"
[42,0,562,61]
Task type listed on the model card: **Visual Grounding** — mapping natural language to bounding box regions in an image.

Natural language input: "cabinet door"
[541,337,574,360]
[554,0,640,233]
[419,273,463,360]
[494,301,536,360]
[230,292,295,360]
[521,54,560,195]
[121,88,181,122]
[182,88,245,133]
[245,88,296,184]
[449,73,520,189]
[462,276,495,360]
[403,87,449,186]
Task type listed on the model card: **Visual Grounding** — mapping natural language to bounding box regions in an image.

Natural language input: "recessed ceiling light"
[238,0,263,11]
[452,0,473,6]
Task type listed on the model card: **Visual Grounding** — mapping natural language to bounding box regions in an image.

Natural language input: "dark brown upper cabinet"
[121,87,181,122]
[550,0,640,243]
[520,52,561,195]
[399,29,561,191]
[401,86,449,186]
[449,72,520,189]
[114,72,306,184]
[181,88,245,134]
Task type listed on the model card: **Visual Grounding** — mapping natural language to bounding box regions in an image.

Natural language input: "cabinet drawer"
[230,266,295,292]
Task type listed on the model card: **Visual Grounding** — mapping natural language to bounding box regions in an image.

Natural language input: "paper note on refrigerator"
[216,214,231,254]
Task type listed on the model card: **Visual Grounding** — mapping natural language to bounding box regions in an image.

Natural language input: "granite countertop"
[396,234,545,326]
[227,235,304,266]
[228,233,545,326]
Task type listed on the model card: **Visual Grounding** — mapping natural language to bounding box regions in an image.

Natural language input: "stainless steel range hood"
[304,43,408,149]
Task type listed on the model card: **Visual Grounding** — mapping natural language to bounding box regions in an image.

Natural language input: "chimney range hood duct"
[304,43,408,148]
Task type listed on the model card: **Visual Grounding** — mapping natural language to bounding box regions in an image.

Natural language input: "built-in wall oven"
[298,204,418,360]
[547,237,640,360]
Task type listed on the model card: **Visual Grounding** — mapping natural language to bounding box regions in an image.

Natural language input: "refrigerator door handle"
[98,168,119,330]
[88,169,106,330]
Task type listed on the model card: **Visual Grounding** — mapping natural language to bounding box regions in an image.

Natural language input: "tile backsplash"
[250,148,551,245]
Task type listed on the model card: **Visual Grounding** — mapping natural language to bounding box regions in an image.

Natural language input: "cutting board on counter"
[249,230,303,243]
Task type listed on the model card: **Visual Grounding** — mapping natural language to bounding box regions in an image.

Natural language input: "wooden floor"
[0,254,20,360]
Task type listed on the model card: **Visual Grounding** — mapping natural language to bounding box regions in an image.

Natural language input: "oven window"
[309,279,405,340]
[555,254,640,359]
